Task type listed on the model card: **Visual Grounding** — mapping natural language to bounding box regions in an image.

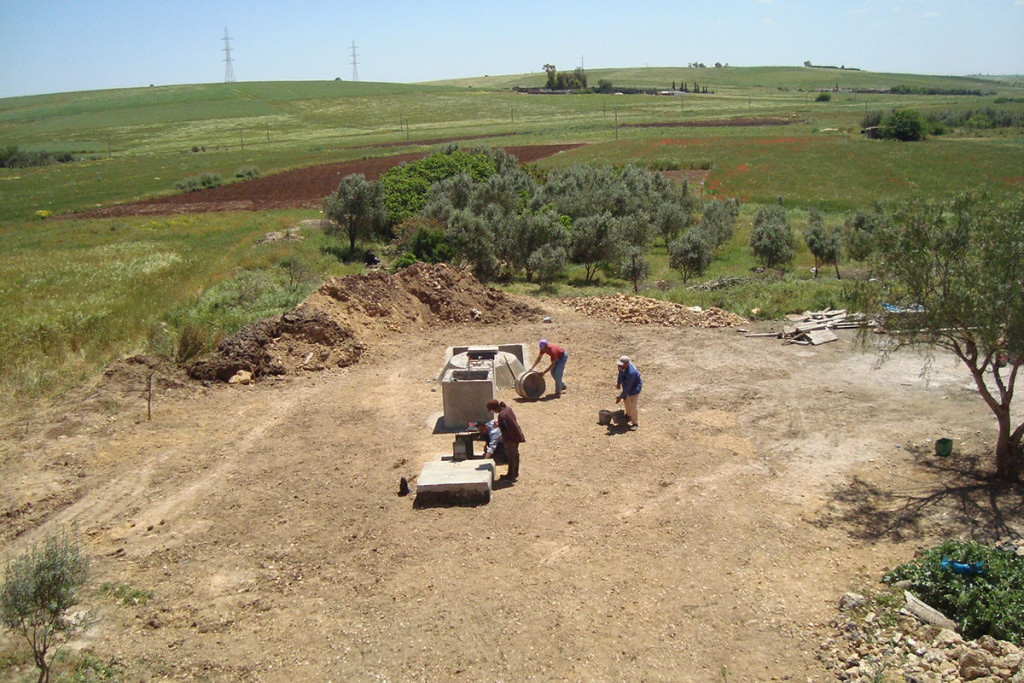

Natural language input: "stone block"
[415,459,495,505]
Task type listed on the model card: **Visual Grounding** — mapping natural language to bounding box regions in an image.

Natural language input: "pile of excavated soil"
[188,263,542,381]
[570,293,746,328]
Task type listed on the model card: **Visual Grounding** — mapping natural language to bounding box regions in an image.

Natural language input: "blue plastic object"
[941,556,984,576]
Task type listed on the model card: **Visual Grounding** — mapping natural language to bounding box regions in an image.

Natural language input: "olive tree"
[802,209,842,278]
[2,527,90,683]
[323,173,387,257]
[864,193,1024,480]
[668,230,714,283]
[843,205,887,262]
[620,246,651,293]
[749,204,794,269]
[569,212,624,284]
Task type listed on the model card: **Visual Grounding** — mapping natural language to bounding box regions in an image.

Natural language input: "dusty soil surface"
[70,144,584,219]
[1,270,1017,682]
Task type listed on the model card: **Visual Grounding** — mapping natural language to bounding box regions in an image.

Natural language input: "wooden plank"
[783,325,798,336]
[806,329,839,345]
[904,592,957,631]
[744,332,780,338]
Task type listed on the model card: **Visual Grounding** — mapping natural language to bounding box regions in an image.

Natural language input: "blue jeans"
[551,353,568,393]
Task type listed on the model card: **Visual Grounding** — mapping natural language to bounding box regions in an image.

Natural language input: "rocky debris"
[824,597,1023,682]
[570,293,746,328]
[187,263,540,382]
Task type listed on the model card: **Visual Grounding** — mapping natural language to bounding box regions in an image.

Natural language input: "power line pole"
[223,27,235,83]
[350,41,359,82]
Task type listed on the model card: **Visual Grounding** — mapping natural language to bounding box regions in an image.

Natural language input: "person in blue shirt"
[474,419,505,462]
[615,355,642,430]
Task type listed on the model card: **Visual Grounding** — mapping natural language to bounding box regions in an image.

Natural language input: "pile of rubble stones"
[823,593,1022,682]
[570,293,746,328]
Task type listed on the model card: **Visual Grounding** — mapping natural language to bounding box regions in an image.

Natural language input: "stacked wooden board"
[743,309,874,345]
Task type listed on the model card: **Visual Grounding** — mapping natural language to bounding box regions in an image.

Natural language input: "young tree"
[749,204,794,269]
[864,193,1024,480]
[699,197,741,249]
[569,212,624,284]
[2,527,90,683]
[504,209,569,282]
[323,174,386,256]
[842,205,887,262]
[668,230,714,283]
[527,244,568,288]
[802,209,842,278]
[620,246,651,293]
[445,209,498,281]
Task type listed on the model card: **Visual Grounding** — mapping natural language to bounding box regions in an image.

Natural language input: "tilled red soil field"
[73,143,584,218]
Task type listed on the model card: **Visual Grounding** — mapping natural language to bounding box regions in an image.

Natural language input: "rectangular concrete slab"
[415,458,495,505]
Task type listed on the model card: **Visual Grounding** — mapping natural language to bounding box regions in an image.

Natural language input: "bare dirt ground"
[70,143,585,219]
[2,264,1018,682]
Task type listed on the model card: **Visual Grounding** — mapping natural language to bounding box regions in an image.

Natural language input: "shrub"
[234,166,260,180]
[749,204,794,269]
[1,526,90,683]
[409,225,454,263]
[527,244,567,287]
[883,541,1024,644]
[175,173,222,193]
[668,230,714,283]
[815,92,831,102]
[881,109,926,141]
[175,322,210,363]
[392,252,420,271]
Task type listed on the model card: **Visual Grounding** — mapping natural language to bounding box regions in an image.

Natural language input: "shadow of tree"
[814,449,1024,544]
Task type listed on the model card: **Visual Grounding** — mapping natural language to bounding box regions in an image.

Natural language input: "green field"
[1,66,1022,407]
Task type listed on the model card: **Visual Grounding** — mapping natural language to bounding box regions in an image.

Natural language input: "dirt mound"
[569,293,745,328]
[188,263,541,381]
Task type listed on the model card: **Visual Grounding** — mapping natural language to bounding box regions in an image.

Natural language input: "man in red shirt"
[528,339,568,397]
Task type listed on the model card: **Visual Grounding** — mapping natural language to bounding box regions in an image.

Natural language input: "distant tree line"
[890,84,994,96]
[802,61,860,71]
[0,145,74,168]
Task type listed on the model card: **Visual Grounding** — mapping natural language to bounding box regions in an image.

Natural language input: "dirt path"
[0,300,1011,681]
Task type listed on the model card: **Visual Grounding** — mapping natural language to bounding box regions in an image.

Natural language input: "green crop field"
[1,66,1022,407]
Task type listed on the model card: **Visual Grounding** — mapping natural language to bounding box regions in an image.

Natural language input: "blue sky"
[1,0,1022,98]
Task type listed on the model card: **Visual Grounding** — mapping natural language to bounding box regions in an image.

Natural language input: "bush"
[881,109,926,141]
[1,527,90,683]
[749,204,794,269]
[175,173,222,193]
[883,541,1024,644]
[234,166,260,180]
[392,252,420,271]
[175,322,210,363]
[815,92,831,102]
[409,225,454,263]
[668,230,713,283]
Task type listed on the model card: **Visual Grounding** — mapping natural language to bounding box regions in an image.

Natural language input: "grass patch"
[0,211,363,409]
[100,581,152,606]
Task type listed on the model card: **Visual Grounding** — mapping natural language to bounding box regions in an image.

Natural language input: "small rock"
[228,369,253,385]
[840,592,868,610]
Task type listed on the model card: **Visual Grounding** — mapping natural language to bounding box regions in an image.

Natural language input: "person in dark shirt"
[615,355,643,430]
[486,399,525,480]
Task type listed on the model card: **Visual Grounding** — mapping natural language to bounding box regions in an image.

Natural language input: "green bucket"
[935,438,953,457]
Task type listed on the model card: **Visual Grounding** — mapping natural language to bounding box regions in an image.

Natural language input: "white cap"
[618,355,630,365]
